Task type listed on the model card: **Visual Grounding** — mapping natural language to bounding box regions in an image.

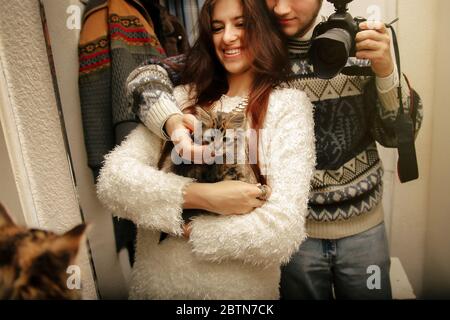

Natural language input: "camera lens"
[310,28,352,79]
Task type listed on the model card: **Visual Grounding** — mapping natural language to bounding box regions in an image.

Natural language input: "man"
[126,0,423,299]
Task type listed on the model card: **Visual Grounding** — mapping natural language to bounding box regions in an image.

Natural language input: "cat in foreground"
[0,203,86,300]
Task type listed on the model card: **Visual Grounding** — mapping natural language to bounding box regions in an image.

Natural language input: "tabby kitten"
[158,107,258,225]
[0,203,86,300]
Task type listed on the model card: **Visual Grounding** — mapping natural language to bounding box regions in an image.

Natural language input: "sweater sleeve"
[188,89,316,267]
[126,55,187,140]
[365,67,423,147]
[96,125,194,236]
[126,64,182,140]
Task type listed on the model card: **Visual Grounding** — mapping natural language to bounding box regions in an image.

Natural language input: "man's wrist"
[376,66,399,93]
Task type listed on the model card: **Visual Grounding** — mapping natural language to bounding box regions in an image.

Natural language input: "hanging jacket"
[78,0,188,179]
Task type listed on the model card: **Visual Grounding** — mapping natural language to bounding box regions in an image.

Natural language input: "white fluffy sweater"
[97,85,316,300]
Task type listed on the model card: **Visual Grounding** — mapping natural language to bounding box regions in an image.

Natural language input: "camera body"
[310,0,366,79]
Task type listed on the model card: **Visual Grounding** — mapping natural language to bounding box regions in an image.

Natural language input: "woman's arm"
[184,181,267,214]
[96,125,194,236]
[188,89,316,267]
[96,125,266,235]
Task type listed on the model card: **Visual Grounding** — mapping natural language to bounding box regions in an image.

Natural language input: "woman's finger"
[265,185,273,199]
[182,223,192,239]
[247,198,266,210]
[251,184,273,201]
[183,114,202,132]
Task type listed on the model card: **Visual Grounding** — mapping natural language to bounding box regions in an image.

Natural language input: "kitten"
[158,107,258,237]
[0,203,86,300]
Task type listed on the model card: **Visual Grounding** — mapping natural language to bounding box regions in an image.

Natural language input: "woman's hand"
[182,222,192,240]
[206,181,271,215]
[183,181,272,216]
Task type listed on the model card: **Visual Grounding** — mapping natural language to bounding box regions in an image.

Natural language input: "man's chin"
[281,26,303,38]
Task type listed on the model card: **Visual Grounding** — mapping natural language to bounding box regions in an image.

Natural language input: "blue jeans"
[280,222,392,300]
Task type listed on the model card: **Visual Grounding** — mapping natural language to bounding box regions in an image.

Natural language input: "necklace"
[216,95,249,114]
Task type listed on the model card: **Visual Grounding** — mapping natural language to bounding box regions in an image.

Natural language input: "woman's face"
[211,0,252,76]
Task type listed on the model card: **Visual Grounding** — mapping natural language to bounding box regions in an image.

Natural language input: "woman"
[97,0,315,299]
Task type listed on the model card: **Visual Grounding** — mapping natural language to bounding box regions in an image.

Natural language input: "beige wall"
[423,0,450,299]
[391,0,450,298]
[0,0,96,299]
[389,0,437,298]
[41,0,129,299]
[0,122,25,225]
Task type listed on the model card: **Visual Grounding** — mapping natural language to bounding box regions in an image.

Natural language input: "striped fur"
[0,203,86,300]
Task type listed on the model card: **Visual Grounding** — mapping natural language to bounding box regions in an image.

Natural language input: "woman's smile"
[223,47,244,59]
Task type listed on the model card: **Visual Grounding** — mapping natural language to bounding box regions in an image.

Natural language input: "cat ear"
[0,202,15,227]
[53,224,88,259]
[195,107,213,128]
[224,112,245,129]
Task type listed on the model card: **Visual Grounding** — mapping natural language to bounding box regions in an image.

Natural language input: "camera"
[309,0,366,79]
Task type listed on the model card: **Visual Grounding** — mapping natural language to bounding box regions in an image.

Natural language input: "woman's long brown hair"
[164,0,289,184]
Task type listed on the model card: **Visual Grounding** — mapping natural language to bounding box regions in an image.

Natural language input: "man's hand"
[165,114,207,163]
[356,21,395,78]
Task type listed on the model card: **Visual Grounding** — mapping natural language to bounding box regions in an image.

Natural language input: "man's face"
[266,0,322,38]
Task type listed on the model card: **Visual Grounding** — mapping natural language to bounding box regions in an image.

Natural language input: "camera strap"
[387,19,419,183]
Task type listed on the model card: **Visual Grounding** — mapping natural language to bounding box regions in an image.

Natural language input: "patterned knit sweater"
[78,0,189,179]
[281,39,422,238]
[126,33,423,240]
